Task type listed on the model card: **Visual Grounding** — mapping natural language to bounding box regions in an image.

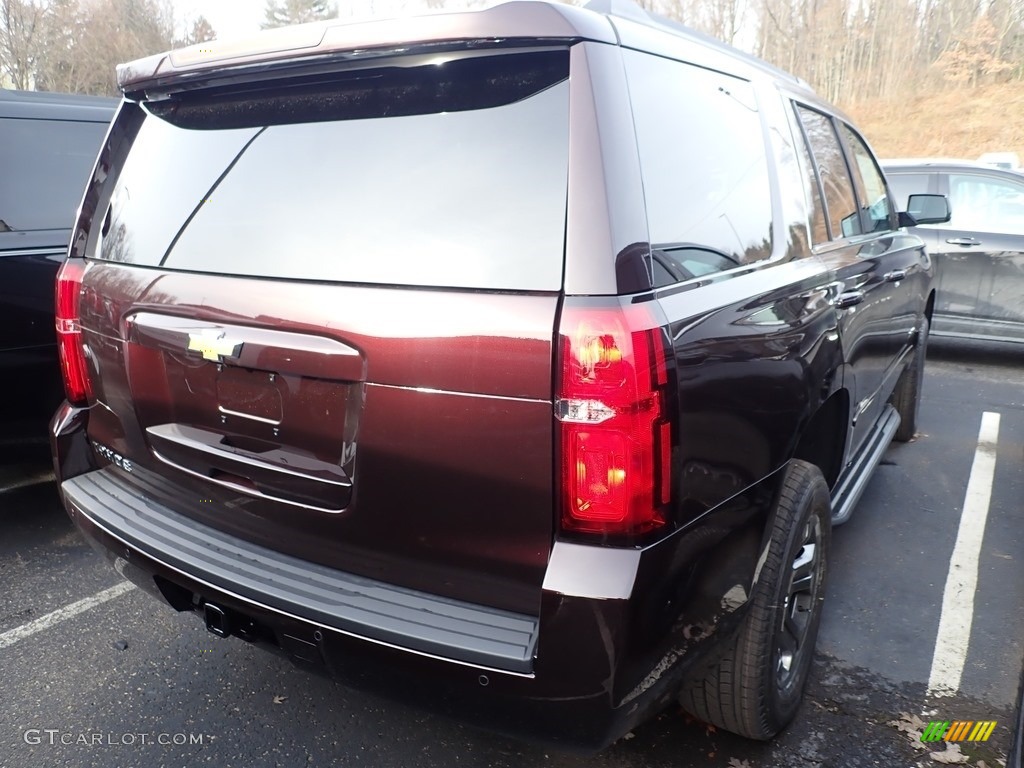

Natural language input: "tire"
[891,315,929,443]
[679,460,831,740]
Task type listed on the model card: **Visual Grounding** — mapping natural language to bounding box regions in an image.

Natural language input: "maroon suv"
[50,0,947,749]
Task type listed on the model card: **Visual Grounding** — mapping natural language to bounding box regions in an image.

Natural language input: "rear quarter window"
[623,50,774,286]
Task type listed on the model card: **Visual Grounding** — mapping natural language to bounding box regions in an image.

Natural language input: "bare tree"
[262,0,335,29]
[0,0,44,89]
[935,14,1015,86]
[9,0,1024,106]
[41,0,175,95]
[688,0,746,45]
[636,0,695,25]
[177,14,215,47]
[35,0,84,92]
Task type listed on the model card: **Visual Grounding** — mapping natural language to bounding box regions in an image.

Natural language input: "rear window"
[96,50,571,291]
[0,118,107,233]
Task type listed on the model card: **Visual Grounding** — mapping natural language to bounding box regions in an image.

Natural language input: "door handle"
[883,269,907,282]
[945,237,981,246]
[835,290,865,308]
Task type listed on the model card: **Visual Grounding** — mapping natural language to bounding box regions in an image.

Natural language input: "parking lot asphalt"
[0,341,1021,768]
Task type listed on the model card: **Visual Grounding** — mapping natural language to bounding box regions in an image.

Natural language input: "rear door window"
[623,50,774,285]
[96,50,570,292]
[786,106,829,247]
[841,125,893,233]
[795,106,861,240]
[0,118,107,233]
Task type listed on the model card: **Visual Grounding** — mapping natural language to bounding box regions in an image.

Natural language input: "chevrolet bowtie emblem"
[187,330,243,363]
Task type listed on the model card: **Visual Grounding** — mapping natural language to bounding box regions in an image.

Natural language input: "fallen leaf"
[930,743,969,764]
[705,723,717,735]
[622,732,635,740]
[889,712,927,740]
[273,695,287,704]
[727,760,753,768]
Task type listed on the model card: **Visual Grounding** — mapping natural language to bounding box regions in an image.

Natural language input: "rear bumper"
[62,468,539,674]
[51,402,778,750]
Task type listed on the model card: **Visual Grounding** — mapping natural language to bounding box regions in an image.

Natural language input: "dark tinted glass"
[885,173,930,211]
[623,50,773,285]
[97,51,570,291]
[841,125,892,233]
[796,106,861,240]
[0,118,106,233]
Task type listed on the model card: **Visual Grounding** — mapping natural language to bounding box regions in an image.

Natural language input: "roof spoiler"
[116,1,614,96]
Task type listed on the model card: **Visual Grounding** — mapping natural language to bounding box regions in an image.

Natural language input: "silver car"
[884,159,1024,343]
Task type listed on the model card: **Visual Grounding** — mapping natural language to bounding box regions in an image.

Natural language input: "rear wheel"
[891,315,929,442]
[679,460,831,740]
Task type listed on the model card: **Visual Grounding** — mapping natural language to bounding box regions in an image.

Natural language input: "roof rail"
[583,0,811,89]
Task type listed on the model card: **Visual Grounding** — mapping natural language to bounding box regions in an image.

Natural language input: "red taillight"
[556,302,673,537]
[55,259,92,406]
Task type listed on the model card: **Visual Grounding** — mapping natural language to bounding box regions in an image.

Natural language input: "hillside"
[843,81,1024,162]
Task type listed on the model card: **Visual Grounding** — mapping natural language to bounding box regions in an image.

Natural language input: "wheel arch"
[790,388,850,491]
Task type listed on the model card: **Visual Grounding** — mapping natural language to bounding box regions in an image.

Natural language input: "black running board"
[830,404,900,526]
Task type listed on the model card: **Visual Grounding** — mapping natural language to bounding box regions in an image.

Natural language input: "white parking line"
[0,581,136,650]
[927,410,1001,697]
[0,468,55,494]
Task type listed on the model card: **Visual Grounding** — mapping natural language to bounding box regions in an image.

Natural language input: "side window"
[947,173,1024,235]
[623,50,774,286]
[795,106,862,240]
[841,125,893,233]
[785,103,829,246]
[886,173,931,211]
[0,117,107,232]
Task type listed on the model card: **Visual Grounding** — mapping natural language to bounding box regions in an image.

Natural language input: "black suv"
[884,159,1024,343]
[0,89,115,456]
[50,0,947,749]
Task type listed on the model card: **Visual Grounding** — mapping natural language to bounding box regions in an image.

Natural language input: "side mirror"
[899,194,951,226]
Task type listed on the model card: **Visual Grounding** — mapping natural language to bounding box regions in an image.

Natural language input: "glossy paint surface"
[76,262,558,615]
[0,244,66,447]
[815,233,930,456]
